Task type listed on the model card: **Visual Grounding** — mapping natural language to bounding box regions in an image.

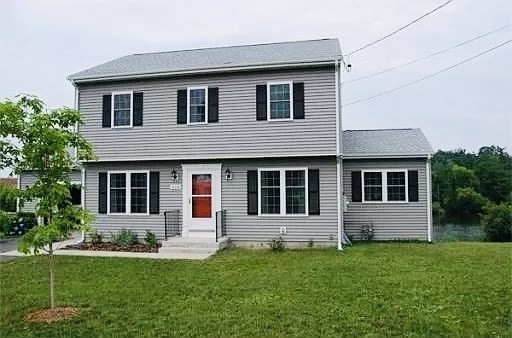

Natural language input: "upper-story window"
[267,82,293,120]
[112,91,133,127]
[187,86,208,124]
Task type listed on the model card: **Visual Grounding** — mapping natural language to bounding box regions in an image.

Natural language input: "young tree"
[0,95,95,309]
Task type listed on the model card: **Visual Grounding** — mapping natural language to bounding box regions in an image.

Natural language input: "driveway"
[0,237,21,261]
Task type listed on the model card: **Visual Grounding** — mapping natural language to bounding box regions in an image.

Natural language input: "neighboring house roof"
[0,178,17,188]
[343,128,434,158]
[68,38,342,82]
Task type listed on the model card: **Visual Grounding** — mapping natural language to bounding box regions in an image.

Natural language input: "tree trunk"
[48,243,56,309]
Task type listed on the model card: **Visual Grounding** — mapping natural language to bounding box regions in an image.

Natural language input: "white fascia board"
[68,60,335,84]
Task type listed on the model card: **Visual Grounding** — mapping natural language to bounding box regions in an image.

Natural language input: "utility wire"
[346,23,512,83]
[348,0,454,56]
[343,39,512,107]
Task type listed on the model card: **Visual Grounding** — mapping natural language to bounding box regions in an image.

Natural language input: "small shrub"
[111,229,138,246]
[482,203,512,242]
[307,238,314,248]
[0,212,15,234]
[144,230,158,248]
[89,231,102,244]
[270,236,285,252]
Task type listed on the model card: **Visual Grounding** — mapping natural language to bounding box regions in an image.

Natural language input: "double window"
[108,171,149,214]
[187,86,208,124]
[267,82,293,120]
[111,91,133,128]
[362,170,408,203]
[259,168,308,215]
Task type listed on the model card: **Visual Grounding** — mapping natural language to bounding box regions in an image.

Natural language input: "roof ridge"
[131,38,339,56]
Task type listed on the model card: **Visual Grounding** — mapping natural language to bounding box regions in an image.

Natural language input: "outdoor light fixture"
[225,169,233,181]
[171,169,178,182]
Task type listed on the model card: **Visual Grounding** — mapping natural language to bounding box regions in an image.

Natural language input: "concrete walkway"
[0,237,21,261]
[0,233,213,260]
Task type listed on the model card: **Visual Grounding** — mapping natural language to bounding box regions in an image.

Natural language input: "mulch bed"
[65,242,159,253]
[25,307,79,323]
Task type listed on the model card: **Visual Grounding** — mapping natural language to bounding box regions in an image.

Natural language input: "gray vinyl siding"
[222,158,338,243]
[78,67,336,161]
[19,170,82,212]
[343,159,429,241]
[84,158,338,243]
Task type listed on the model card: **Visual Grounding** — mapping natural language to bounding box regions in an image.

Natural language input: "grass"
[1,243,511,337]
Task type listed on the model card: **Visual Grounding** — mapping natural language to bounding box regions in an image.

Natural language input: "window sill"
[111,126,133,129]
[257,214,309,218]
[106,213,151,216]
[361,201,409,204]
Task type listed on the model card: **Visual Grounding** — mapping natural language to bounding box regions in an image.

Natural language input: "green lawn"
[1,243,511,337]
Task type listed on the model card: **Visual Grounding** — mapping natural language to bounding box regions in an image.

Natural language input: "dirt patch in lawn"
[25,307,79,323]
[65,242,158,253]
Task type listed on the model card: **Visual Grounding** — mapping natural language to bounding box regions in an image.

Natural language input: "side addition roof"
[68,38,341,83]
[343,128,434,158]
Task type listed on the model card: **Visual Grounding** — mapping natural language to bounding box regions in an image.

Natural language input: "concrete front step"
[161,236,229,250]
[158,247,217,255]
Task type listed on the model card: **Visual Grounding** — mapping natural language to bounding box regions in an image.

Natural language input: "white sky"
[1,0,511,177]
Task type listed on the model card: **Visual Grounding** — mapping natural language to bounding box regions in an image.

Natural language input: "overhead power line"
[343,39,512,107]
[348,0,454,56]
[346,23,512,83]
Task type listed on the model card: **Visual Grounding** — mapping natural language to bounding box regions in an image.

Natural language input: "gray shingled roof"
[69,39,341,81]
[343,129,433,157]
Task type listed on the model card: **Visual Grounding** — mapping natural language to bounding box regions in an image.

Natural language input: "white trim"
[73,86,79,159]
[335,58,343,250]
[257,167,309,217]
[266,81,294,121]
[16,175,21,213]
[69,60,335,83]
[187,86,208,125]
[80,168,85,210]
[361,169,409,204]
[111,91,133,128]
[426,155,433,242]
[82,153,337,163]
[106,170,150,215]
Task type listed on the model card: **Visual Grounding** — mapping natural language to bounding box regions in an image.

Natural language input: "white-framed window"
[187,86,208,124]
[258,168,308,216]
[111,91,133,128]
[267,81,293,120]
[107,171,149,214]
[362,170,408,203]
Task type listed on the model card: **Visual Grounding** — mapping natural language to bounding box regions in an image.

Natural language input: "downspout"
[16,174,21,212]
[73,83,86,245]
[426,154,433,242]
[335,58,343,251]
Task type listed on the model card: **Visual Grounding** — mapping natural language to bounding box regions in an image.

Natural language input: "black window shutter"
[149,171,160,214]
[133,92,143,126]
[408,170,419,202]
[351,171,362,202]
[98,172,108,213]
[308,169,320,215]
[208,87,219,123]
[247,170,258,215]
[102,95,111,128]
[177,89,187,124]
[256,85,267,121]
[293,82,305,119]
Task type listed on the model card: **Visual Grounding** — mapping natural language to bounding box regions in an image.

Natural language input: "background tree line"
[432,145,511,241]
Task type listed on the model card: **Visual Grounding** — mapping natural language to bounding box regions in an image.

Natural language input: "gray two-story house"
[24,38,434,248]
